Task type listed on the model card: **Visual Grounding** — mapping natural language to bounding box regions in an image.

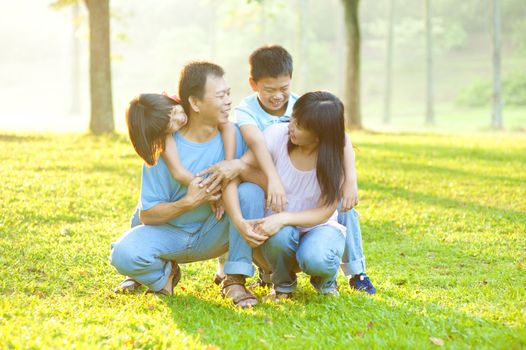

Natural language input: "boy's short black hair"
[249,45,293,82]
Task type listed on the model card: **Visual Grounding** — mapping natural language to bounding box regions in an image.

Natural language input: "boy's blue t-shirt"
[234,92,299,131]
[139,126,247,233]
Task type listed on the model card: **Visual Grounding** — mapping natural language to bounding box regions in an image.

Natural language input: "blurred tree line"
[52,0,525,134]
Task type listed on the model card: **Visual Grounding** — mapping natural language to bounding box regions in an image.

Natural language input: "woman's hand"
[267,179,288,213]
[251,213,287,237]
[341,179,358,212]
[235,219,268,248]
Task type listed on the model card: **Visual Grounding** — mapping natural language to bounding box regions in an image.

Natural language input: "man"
[110,61,264,308]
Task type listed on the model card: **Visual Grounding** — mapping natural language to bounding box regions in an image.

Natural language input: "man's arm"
[140,176,221,225]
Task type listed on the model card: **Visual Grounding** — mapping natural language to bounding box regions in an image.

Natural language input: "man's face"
[198,75,232,125]
[250,75,291,116]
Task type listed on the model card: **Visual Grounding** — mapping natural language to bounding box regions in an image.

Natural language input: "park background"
[0,0,525,349]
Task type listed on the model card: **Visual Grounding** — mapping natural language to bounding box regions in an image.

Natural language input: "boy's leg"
[259,226,300,294]
[338,208,376,294]
[223,182,265,277]
[338,208,366,275]
[296,226,345,295]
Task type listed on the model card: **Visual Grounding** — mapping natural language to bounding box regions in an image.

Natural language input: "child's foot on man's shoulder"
[349,273,376,295]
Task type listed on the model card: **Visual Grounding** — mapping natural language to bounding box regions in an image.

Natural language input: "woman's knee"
[297,247,340,277]
[264,226,298,254]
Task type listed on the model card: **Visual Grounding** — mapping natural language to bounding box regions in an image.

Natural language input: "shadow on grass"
[360,180,526,220]
[0,134,49,143]
[359,140,524,164]
[156,280,525,349]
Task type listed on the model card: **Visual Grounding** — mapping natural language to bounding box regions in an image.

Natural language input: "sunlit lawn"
[0,131,525,349]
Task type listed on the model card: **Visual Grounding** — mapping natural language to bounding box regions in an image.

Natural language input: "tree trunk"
[342,0,362,129]
[383,0,395,124]
[491,0,503,129]
[425,0,434,125]
[84,0,114,134]
[70,2,81,115]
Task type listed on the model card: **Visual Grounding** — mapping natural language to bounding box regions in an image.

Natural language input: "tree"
[51,0,114,134]
[383,0,395,125]
[424,0,434,125]
[491,0,503,129]
[342,0,362,129]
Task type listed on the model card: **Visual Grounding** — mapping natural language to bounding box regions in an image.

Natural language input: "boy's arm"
[218,122,236,161]
[341,134,359,212]
[162,135,194,186]
[240,124,287,213]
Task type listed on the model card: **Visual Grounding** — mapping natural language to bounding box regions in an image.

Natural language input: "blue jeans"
[111,182,264,291]
[259,225,345,294]
[338,208,366,276]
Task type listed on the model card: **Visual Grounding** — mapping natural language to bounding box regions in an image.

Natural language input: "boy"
[235,45,376,294]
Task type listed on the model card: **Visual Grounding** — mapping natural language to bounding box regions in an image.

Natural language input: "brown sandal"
[263,290,291,302]
[155,261,181,296]
[221,274,258,308]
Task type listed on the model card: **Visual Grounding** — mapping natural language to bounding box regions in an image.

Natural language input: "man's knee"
[110,240,152,276]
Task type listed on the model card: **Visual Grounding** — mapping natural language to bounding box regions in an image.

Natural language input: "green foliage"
[1,131,525,349]
[456,72,526,107]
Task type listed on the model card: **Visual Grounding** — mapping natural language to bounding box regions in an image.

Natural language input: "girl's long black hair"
[288,91,345,206]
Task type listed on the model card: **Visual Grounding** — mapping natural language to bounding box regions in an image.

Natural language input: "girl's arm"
[218,122,236,161]
[253,201,339,238]
[240,124,287,213]
[162,135,194,186]
[222,179,268,247]
[341,134,359,211]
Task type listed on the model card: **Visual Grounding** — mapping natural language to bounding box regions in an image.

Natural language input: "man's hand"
[267,179,288,213]
[251,213,286,238]
[196,160,242,190]
[185,176,221,208]
[341,180,359,212]
[235,219,268,248]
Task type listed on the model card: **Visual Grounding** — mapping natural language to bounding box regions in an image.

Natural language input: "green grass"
[0,131,525,349]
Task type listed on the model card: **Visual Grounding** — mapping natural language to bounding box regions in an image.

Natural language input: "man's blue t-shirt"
[139,126,247,233]
[234,93,299,131]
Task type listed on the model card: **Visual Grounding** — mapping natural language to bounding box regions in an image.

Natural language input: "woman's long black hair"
[288,91,345,206]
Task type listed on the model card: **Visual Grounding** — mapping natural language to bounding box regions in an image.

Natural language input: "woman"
[228,91,347,299]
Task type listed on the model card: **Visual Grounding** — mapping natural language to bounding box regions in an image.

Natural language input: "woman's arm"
[253,201,339,238]
[341,133,359,211]
[162,135,194,186]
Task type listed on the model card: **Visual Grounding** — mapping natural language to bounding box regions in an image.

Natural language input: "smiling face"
[250,75,291,116]
[167,104,187,133]
[196,74,232,126]
[288,115,319,147]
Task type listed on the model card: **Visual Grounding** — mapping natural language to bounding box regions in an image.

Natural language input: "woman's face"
[167,105,187,133]
[288,116,318,147]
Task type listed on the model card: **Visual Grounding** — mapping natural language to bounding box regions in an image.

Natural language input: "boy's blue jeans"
[338,207,367,276]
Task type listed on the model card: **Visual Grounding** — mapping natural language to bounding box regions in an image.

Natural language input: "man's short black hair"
[249,45,293,82]
[178,61,224,115]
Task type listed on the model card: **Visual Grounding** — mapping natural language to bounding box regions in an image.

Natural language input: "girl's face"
[288,116,319,147]
[167,105,187,133]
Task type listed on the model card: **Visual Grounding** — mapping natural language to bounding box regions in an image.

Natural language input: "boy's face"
[250,75,291,116]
